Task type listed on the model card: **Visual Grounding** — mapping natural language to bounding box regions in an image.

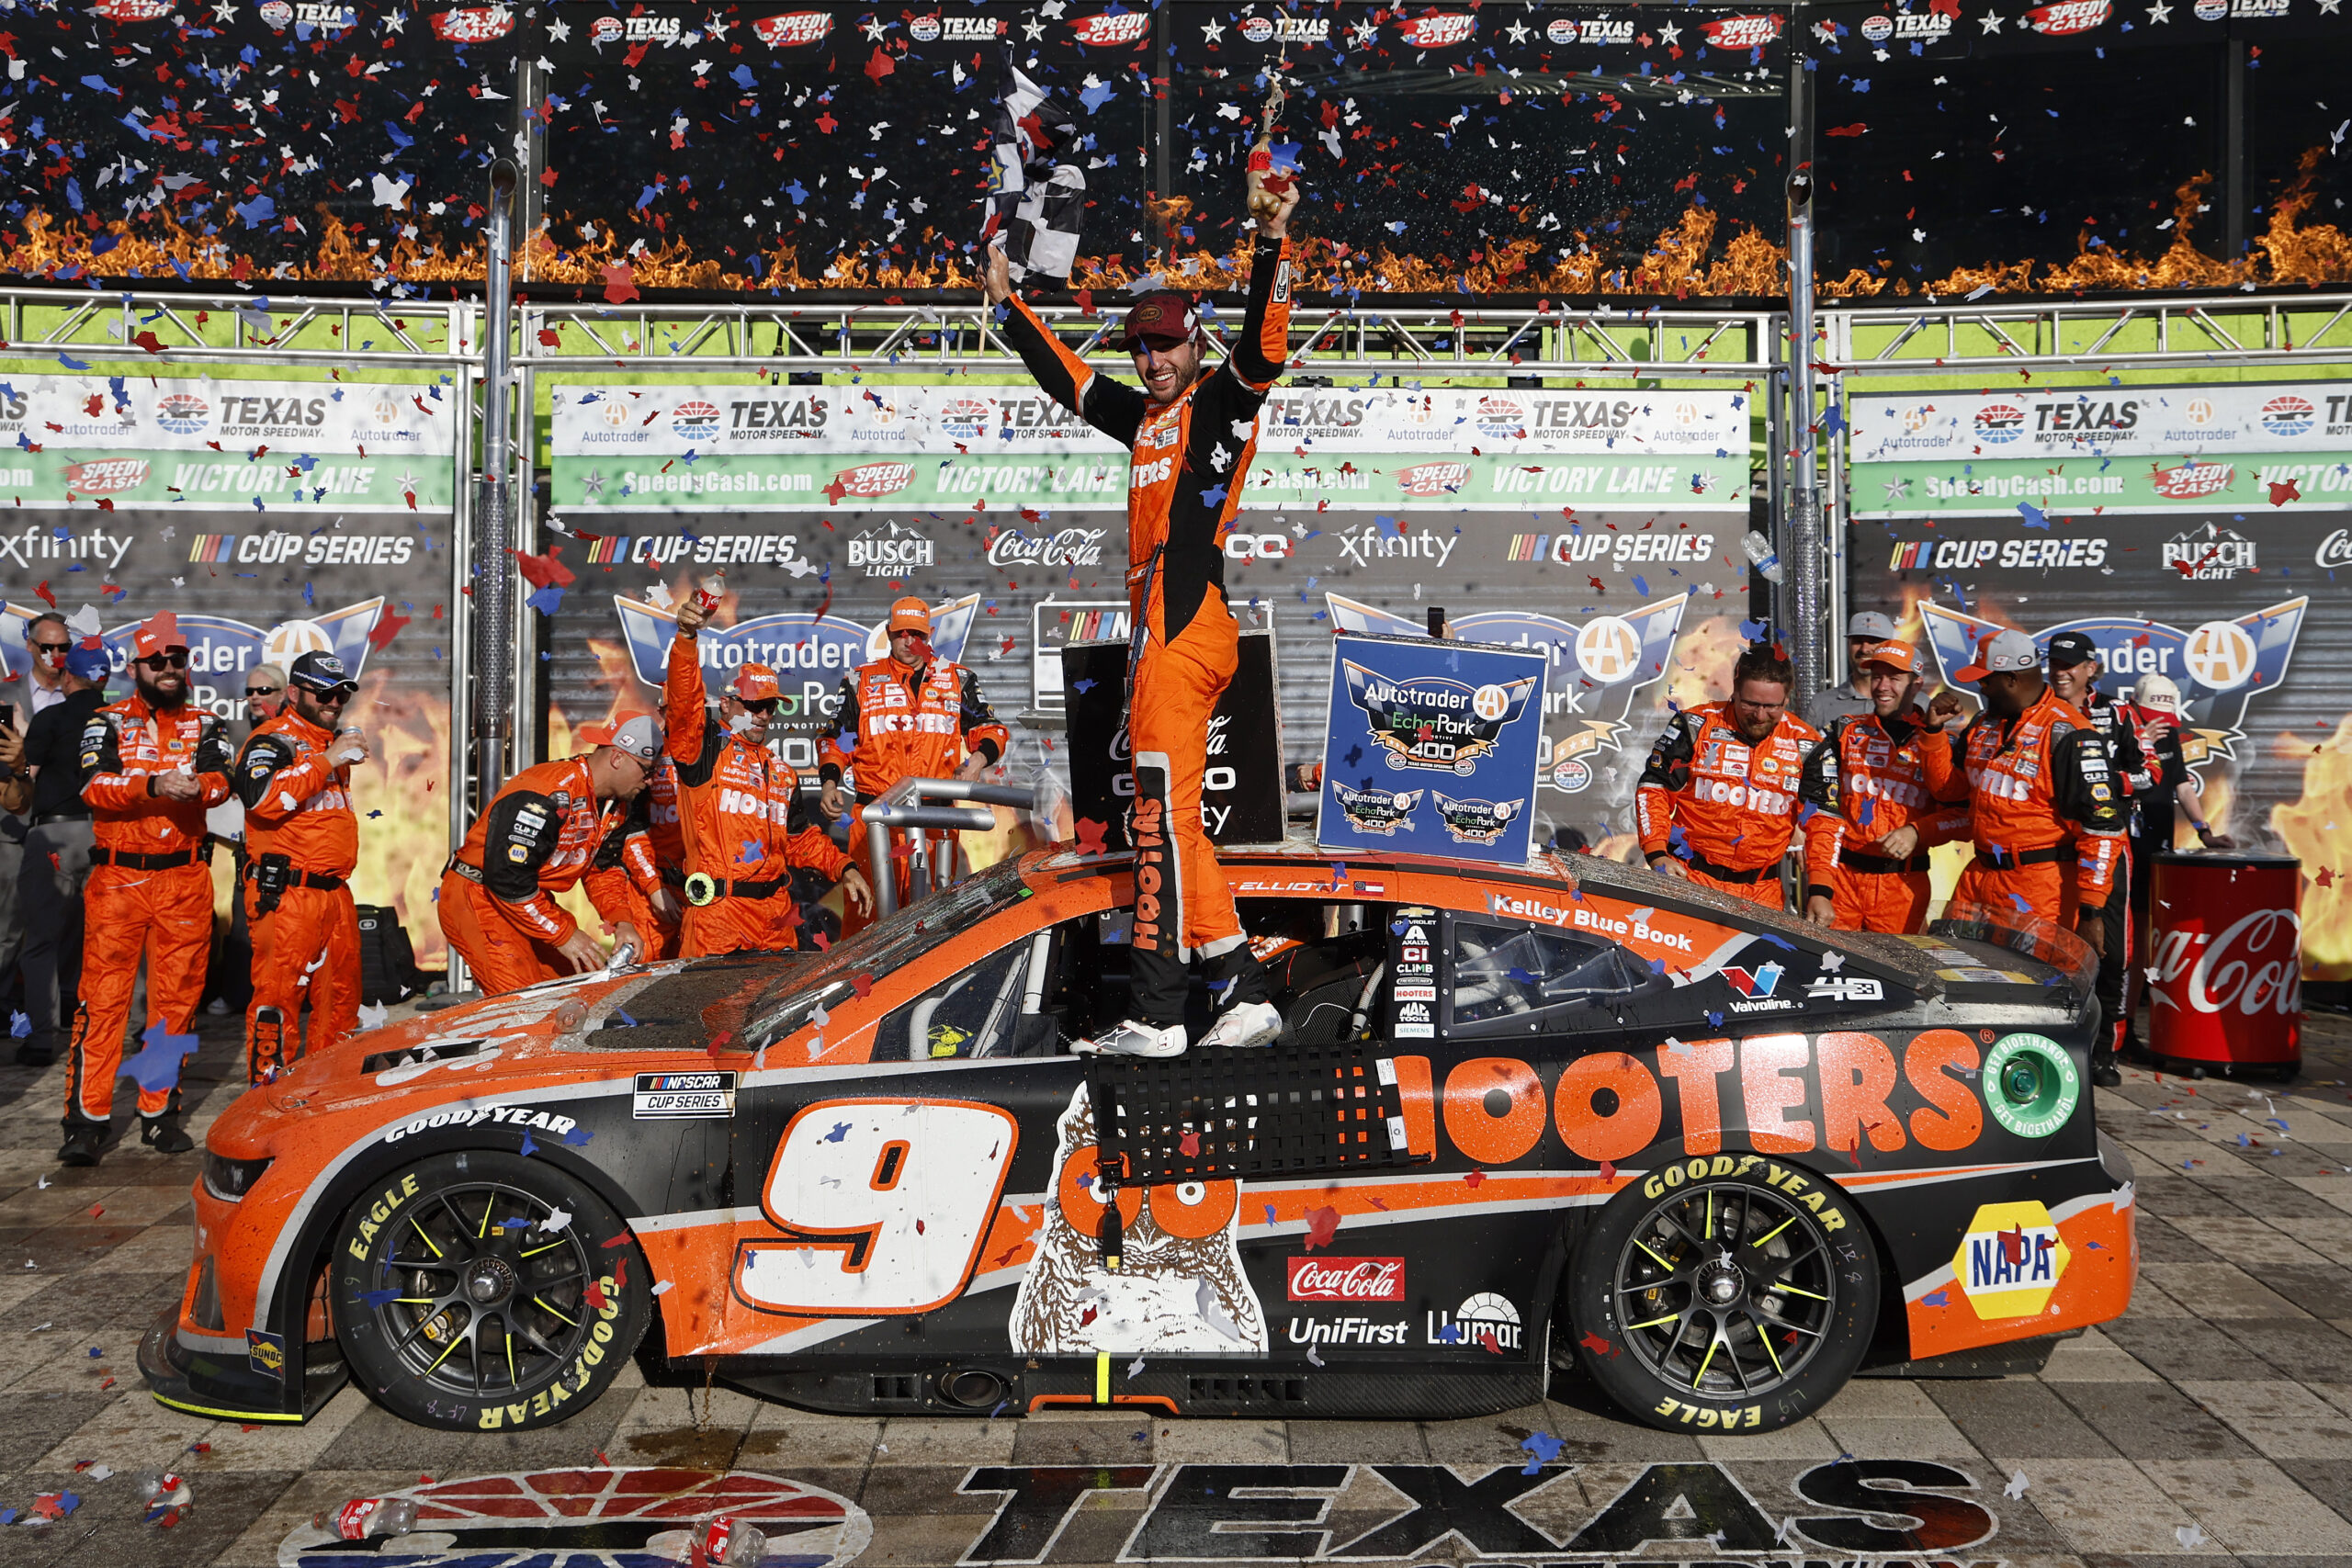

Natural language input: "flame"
[11,149,2343,299]
[342,671,458,969]
[2267,715,2352,980]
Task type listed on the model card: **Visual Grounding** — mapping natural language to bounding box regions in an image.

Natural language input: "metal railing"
[856,777,1053,919]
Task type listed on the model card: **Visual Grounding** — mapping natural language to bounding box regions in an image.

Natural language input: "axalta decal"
[384,1104,581,1144]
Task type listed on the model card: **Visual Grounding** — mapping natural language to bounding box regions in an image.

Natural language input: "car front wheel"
[1566,1156,1878,1434]
[332,1151,649,1432]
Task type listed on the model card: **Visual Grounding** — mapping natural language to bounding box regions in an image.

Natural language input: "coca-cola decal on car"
[1288,1256,1406,1302]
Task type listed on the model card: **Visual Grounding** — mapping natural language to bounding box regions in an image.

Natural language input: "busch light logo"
[156,393,210,435]
[846,524,935,578]
[1328,592,1688,790]
[1974,402,2027,445]
[1433,793,1523,846]
[1919,596,2307,766]
[2260,394,2315,437]
[1329,782,1422,836]
[670,400,722,443]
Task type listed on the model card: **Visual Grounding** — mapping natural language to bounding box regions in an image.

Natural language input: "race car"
[142,840,2136,1437]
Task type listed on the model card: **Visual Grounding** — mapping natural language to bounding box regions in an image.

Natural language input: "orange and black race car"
[142,842,2135,1437]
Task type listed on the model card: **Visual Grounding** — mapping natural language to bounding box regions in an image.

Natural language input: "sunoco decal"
[1330,782,1422,835]
[1343,662,1537,774]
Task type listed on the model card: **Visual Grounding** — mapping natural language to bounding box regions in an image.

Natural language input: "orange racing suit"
[438,757,650,995]
[1000,233,1292,1025]
[664,638,851,958]
[615,756,684,962]
[1798,709,1973,933]
[1636,702,1821,909]
[69,694,232,1124]
[820,655,1008,933]
[235,707,362,1081]
[1918,684,2125,930]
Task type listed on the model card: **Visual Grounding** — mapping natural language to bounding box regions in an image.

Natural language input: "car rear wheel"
[1566,1157,1877,1434]
[333,1151,649,1432]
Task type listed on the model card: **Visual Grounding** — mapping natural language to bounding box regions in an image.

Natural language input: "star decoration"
[381,8,406,30]
[211,0,237,18]
[1503,18,1531,41]
[860,14,888,39]
[1657,20,1681,42]
[393,470,420,493]
[1351,17,1380,45]
[1883,477,1914,503]
[705,11,729,37]
[582,469,606,497]
[2320,0,2342,14]
[1022,14,1046,39]
[2144,0,2173,17]
[1979,9,2006,28]
[1200,17,1223,40]
[546,14,569,39]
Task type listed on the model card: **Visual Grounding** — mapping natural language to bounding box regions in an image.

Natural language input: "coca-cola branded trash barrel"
[2147,851,2302,1079]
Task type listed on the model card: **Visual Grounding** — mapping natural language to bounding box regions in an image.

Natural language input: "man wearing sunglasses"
[820,596,1009,935]
[63,613,232,1166]
[667,595,872,957]
[0,612,76,1056]
[439,716,664,995]
[233,652,368,1083]
[14,643,108,1067]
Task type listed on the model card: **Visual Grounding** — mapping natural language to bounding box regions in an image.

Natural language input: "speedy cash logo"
[2261,394,2316,437]
[93,0,172,17]
[1396,461,1471,498]
[1700,13,1783,48]
[2026,0,2110,30]
[1395,12,1478,46]
[2151,462,2234,500]
[827,462,915,500]
[753,10,833,45]
[1070,10,1153,45]
[1288,1257,1406,1302]
[428,6,516,41]
[64,458,151,496]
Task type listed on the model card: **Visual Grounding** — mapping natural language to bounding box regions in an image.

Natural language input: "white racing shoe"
[1072,1020,1188,1058]
[1199,1000,1283,1050]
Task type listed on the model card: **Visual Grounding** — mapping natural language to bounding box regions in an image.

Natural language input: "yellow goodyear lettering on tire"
[564,1275,623,1391]
[346,1173,425,1263]
[1652,1395,1763,1427]
[480,1401,530,1430]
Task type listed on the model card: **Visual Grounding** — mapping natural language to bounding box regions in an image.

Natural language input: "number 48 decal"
[735,1098,1019,1316]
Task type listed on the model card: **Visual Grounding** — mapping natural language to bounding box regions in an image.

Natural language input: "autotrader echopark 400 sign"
[1318,632,1547,864]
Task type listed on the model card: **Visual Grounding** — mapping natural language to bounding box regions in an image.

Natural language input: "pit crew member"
[1637,641,1822,908]
[1800,640,1970,934]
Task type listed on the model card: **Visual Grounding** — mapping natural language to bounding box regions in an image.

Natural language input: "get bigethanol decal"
[1981,1033,2081,1139]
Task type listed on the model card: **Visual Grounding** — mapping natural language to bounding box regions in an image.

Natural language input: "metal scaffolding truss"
[1825,290,2352,376]
[0,286,473,369]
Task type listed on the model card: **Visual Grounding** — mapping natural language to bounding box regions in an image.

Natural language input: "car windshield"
[741,859,1039,1053]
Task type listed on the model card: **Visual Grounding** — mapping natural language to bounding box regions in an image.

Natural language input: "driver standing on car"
[664,595,871,957]
[1637,642,1822,908]
[1918,627,2126,1081]
[438,716,663,995]
[1799,641,1971,933]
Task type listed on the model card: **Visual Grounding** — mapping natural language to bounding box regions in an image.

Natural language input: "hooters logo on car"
[828,462,915,499]
[1070,11,1152,45]
[1396,12,1478,46]
[1973,402,2027,445]
[2025,0,2109,30]
[2151,462,2233,500]
[64,459,150,496]
[93,0,172,18]
[753,10,833,45]
[430,6,515,40]
[1701,13,1783,47]
[1288,1257,1406,1302]
[1396,461,1471,498]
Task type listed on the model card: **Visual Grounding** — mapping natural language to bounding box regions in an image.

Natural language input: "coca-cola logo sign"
[64,458,151,496]
[2152,908,2302,1018]
[2315,528,2352,569]
[1700,13,1783,48]
[1395,13,1478,47]
[1069,11,1152,45]
[1287,1256,1406,1302]
[752,10,833,45]
[429,6,516,41]
[987,526,1108,569]
[2149,462,2233,500]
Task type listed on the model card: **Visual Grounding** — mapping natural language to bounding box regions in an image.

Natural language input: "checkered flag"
[983,45,1086,284]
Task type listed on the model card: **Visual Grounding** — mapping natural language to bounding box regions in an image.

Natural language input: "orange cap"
[726,663,781,702]
[1860,640,1921,675]
[888,596,933,636]
[133,611,188,658]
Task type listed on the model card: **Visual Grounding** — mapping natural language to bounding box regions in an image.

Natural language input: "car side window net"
[875,937,1040,1062]
[1449,919,1665,1031]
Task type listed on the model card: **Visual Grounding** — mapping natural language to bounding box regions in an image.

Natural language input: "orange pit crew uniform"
[663,645,851,959]
[614,755,684,962]
[998,235,1293,1024]
[438,757,651,995]
[236,706,361,1081]
[1636,702,1822,909]
[820,648,1008,934]
[69,694,232,1125]
[1918,685,2126,930]
[1798,709,1973,933]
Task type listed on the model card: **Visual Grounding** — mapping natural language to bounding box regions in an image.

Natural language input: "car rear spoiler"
[1928,898,2099,1003]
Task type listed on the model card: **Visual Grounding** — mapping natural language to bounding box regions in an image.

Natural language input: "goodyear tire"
[1567,1154,1878,1434]
[332,1151,649,1433]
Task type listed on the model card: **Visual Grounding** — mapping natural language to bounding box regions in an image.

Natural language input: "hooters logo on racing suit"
[752,10,833,45]
[1070,11,1152,44]
[1700,13,1783,47]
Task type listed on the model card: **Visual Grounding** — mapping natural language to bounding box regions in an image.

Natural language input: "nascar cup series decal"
[1011,1085,1267,1355]
[1329,782,1422,835]
[277,1468,870,1566]
[1342,662,1539,774]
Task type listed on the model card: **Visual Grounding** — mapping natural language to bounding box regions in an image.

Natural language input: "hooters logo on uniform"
[1700,13,1783,48]
[1070,11,1152,45]
[752,10,832,45]
[1288,1257,1406,1302]
[1128,762,1177,960]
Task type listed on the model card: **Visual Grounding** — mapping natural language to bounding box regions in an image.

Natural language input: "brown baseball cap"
[1120,290,1200,352]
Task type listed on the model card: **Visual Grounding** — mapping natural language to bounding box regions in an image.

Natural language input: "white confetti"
[2003,1470,2029,1499]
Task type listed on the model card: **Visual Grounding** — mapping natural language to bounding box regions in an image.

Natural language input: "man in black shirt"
[15,645,108,1066]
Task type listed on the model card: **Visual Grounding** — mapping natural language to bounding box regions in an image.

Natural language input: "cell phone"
[1426,607,1446,639]
[0,702,16,728]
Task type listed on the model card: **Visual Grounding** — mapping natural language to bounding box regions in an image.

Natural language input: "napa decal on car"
[1951,1201,2071,1319]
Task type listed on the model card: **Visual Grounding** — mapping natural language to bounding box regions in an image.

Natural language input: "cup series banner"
[544,377,1758,850]
[1847,378,2352,978]
[0,371,458,962]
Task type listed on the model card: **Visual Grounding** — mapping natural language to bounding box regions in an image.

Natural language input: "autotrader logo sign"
[1287,1257,1406,1302]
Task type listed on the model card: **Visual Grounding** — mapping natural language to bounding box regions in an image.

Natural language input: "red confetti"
[1303,1205,1340,1249]
[601,263,641,305]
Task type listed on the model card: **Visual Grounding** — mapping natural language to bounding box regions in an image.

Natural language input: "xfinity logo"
[1337,525,1455,569]
[847,525,934,577]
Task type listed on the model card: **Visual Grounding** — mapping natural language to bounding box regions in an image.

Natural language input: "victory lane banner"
[0,372,458,965]
[1317,632,1547,864]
